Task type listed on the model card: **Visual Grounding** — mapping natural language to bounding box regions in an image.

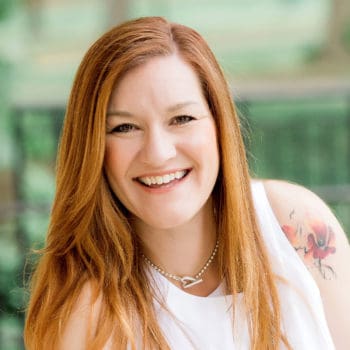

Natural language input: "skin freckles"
[281,210,337,279]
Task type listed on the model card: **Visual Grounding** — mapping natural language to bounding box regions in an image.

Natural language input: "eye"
[171,115,196,125]
[109,123,138,133]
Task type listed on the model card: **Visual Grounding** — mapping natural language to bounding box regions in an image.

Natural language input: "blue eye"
[171,115,195,125]
[111,124,138,133]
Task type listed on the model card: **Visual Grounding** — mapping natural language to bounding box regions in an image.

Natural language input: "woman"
[24,17,350,349]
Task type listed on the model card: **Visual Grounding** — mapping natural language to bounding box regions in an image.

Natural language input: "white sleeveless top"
[149,181,335,349]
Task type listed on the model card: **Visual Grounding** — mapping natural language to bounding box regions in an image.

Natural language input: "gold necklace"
[143,239,219,289]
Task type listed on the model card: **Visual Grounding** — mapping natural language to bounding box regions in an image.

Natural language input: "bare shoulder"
[262,179,350,349]
[58,281,104,350]
[263,179,333,223]
[262,179,349,278]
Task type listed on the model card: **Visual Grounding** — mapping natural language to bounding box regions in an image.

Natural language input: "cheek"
[192,122,219,165]
[104,141,129,186]
[201,124,220,182]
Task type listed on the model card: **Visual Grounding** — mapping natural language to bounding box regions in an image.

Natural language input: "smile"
[136,169,190,187]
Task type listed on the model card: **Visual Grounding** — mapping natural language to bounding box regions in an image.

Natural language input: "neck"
[132,200,220,296]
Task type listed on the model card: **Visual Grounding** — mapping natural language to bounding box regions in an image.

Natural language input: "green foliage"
[0,0,19,21]
[301,44,324,63]
[342,20,350,53]
[20,112,59,163]
[0,59,11,115]
[0,316,23,350]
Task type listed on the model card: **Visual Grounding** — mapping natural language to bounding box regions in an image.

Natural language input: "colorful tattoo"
[282,211,336,279]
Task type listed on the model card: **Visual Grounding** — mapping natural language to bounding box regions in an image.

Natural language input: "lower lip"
[135,170,191,194]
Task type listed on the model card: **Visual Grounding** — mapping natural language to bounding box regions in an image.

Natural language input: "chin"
[138,211,196,231]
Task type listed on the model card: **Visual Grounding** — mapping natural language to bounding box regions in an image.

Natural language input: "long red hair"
[24,17,290,349]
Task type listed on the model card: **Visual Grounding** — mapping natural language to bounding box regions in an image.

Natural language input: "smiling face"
[104,54,219,231]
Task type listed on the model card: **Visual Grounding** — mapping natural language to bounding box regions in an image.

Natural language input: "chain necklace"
[143,239,219,289]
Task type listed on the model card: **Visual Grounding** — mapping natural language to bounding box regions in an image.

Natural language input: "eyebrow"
[106,101,199,117]
[106,110,133,117]
[167,101,199,112]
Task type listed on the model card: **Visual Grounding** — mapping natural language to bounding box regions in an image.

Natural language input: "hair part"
[24,16,290,349]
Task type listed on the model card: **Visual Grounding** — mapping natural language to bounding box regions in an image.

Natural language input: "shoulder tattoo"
[281,209,336,280]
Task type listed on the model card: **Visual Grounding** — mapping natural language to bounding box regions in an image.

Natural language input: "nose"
[139,126,176,166]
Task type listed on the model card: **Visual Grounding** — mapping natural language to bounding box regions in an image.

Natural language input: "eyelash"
[110,124,138,133]
[171,115,196,125]
[109,115,196,134]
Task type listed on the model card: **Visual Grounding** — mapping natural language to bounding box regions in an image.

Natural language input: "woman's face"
[104,54,219,230]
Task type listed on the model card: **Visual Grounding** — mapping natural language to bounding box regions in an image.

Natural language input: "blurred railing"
[236,78,350,199]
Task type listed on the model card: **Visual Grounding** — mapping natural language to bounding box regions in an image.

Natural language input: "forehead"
[108,54,207,112]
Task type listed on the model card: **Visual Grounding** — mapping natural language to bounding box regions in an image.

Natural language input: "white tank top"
[150,181,335,349]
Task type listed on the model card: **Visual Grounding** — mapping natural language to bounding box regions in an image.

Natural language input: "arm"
[264,179,350,350]
[58,283,108,350]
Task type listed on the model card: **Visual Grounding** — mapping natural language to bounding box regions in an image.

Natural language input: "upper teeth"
[138,170,187,186]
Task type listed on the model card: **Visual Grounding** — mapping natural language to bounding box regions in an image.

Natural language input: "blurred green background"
[0,0,349,348]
